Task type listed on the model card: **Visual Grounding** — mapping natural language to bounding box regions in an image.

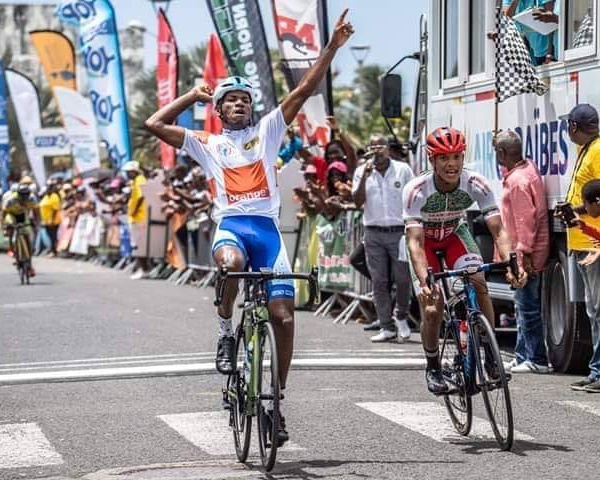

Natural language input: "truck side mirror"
[381,74,402,118]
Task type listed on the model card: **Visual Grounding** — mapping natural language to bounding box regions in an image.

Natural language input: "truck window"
[444,0,459,79]
[566,0,595,50]
[470,0,486,74]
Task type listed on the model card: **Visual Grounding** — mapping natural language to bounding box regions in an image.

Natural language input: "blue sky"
[4,0,427,101]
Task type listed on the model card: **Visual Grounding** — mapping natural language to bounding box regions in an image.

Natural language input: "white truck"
[382,0,599,372]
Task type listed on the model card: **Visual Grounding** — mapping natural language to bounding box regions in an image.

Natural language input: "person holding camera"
[560,104,600,392]
[495,131,550,373]
[352,134,414,342]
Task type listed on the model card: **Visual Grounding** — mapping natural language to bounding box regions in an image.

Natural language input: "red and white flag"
[273,0,332,146]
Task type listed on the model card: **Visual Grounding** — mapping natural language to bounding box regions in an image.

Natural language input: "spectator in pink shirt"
[495,131,551,374]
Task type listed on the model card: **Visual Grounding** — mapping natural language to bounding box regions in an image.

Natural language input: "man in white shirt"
[352,134,414,342]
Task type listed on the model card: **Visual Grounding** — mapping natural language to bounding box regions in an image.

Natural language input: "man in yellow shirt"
[123,161,148,279]
[562,104,600,392]
[38,180,62,256]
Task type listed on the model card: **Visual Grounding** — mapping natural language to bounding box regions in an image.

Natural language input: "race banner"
[0,61,9,192]
[53,86,101,174]
[206,0,278,120]
[56,0,132,168]
[5,69,44,185]
[29,30,77,92]
[272,0,331,146]
[157,8,178,169]
[203,33,228,134]
[315,213,352,290]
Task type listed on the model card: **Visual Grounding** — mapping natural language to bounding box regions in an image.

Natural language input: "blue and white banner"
[56,0,131,168]
[0,61,9,192]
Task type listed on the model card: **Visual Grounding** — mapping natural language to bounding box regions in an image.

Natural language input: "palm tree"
[333,63,411,146]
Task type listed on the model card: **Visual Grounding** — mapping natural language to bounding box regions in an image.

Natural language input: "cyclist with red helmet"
[402,127,521,394]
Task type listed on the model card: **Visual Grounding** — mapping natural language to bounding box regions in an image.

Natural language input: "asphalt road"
[1,255,599,480]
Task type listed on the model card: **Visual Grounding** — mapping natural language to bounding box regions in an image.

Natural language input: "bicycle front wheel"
[473,314,514,451]
[256,321,280,471]
[440,314,472,435]
[229,320,251,462]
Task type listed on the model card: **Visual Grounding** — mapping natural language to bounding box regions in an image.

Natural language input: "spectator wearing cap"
[123,161,149,279]
[352,133,414,342]
[560,103,600,392]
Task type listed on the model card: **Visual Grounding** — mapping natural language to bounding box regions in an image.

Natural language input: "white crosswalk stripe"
[0,423,63,469]
[559,401,600,417]
[357,401,534,443]
[158,411,303,456]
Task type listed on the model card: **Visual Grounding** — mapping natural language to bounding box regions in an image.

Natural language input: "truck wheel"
[542,251,591,373]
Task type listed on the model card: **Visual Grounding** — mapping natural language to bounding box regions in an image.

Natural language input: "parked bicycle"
[214,266,318,471]
[427,252,519,451]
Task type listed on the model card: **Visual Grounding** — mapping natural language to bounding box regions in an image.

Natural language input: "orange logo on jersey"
[224,161,270,204]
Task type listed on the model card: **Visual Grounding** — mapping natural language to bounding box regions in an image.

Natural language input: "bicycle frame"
[240,278,270,417]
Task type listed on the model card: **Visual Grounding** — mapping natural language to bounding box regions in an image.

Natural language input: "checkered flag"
[495,12,548,103]
[573,14,594,48]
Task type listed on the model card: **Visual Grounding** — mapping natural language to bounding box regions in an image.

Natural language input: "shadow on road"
[256,458,465,479]
[451,439,573,457]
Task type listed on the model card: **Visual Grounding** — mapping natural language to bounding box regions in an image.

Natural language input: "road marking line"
[158,412,303,456]
[559,401,600,417]
[0,423,63,468]
[0,300,81,309]
[0,359,427,385]
[0,349,410,369]
[357,401,533,443]
[0,352,418,373]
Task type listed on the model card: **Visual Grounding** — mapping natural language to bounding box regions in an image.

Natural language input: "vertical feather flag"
[203,34,228,134]
[157,8,179,168]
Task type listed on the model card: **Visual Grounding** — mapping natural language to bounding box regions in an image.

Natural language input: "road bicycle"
[12,223,33,285]
[214,266,318,471]
[427,252,518,451]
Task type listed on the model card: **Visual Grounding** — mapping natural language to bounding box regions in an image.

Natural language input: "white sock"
[218,314,233,338]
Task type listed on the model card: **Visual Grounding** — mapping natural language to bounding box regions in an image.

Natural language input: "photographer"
[352,134,414,343]
[559,104,600,393]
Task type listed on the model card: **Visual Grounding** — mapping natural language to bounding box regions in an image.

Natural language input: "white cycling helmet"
[212,76,254,107]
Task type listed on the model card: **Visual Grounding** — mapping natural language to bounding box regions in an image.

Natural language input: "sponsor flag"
[157,8,178,168]
[206,0,278,120]
[203,34,228,134]
[56,0,132,168]
[272,0,331,146]
[495,12,548,103]
[5,69,45,185]
[53,86,101,174]
[0,61,9,191]
[29,30,77,92]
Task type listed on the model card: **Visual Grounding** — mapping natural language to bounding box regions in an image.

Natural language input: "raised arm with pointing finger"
[144,9,354,144]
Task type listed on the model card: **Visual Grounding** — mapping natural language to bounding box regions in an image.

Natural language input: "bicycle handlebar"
[213,266,319,308]
[426,252,519,290]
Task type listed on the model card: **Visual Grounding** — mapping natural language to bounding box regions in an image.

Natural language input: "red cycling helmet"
[426,127,467,157]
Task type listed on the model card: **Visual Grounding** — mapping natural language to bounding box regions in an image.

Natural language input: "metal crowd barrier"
[297,209,375,324]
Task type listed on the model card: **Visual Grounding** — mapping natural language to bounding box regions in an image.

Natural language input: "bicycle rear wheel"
[440,314,472,435]
[229,321,251,462]
[256,321,280,471]
[473,314,514,450]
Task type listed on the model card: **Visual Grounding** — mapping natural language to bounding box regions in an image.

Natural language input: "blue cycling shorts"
[212,215,295,301]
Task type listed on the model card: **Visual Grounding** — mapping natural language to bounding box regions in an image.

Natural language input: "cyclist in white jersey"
[144,10,355,445]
